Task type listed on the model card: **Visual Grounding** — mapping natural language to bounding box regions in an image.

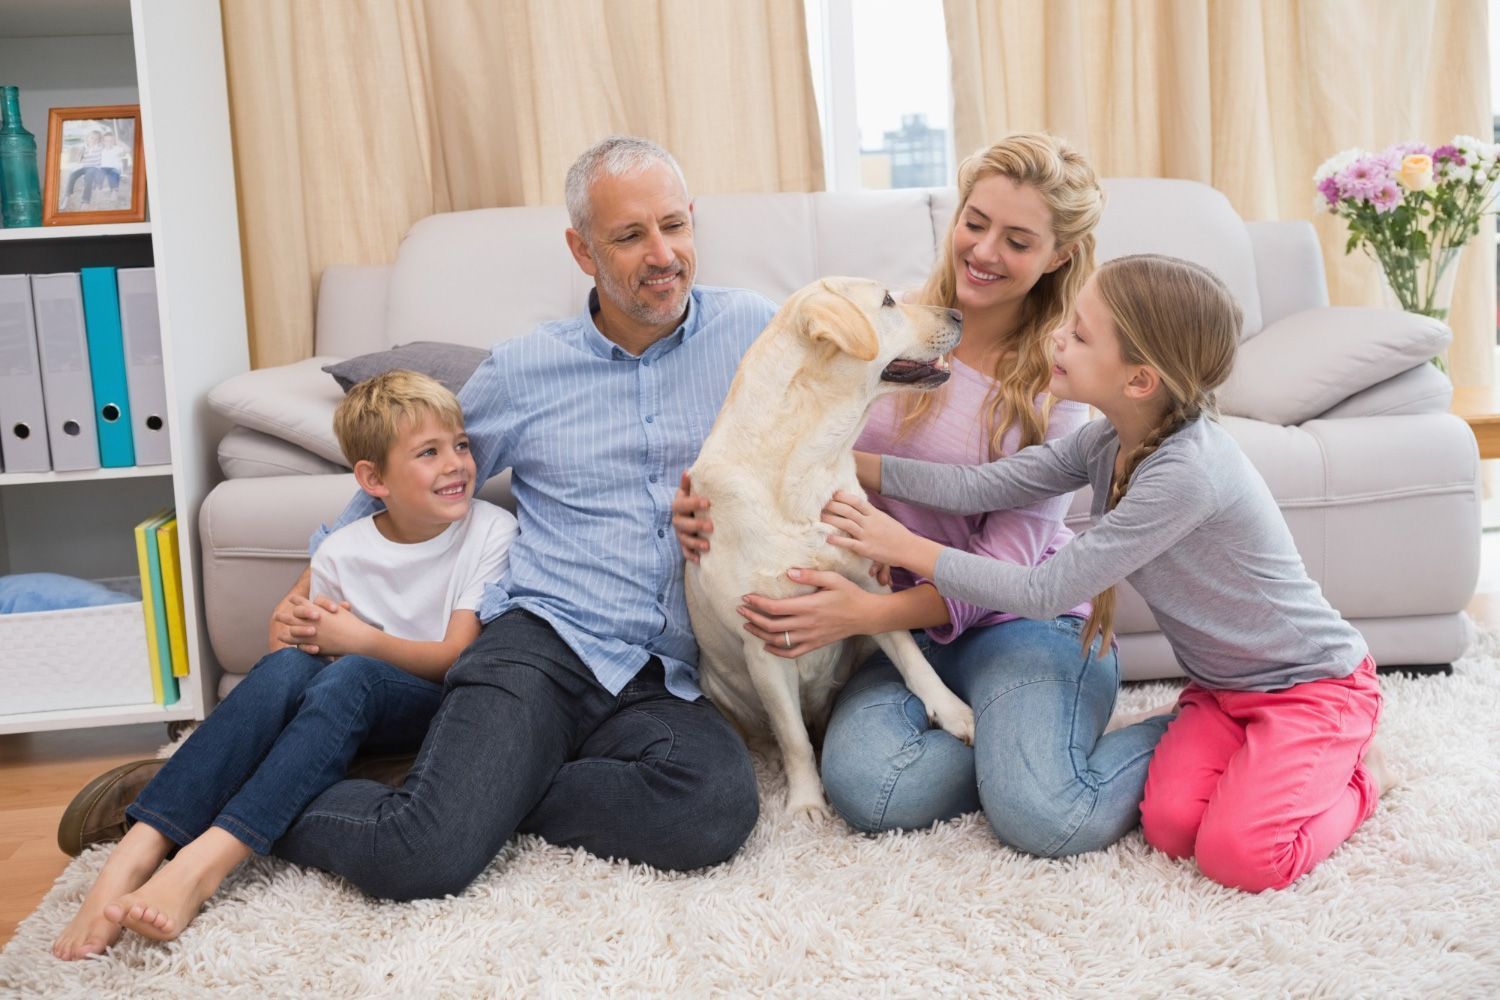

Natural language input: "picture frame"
[41,104,147,226]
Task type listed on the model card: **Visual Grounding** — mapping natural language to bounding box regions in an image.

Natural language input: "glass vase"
[0,86,43,228]
[1375,244,1463,373]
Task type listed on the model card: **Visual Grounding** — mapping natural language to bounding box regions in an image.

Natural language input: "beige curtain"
[946,0,1494,387]
[222,0,823,368]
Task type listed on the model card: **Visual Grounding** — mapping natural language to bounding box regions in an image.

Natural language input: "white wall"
[0,34,138,150]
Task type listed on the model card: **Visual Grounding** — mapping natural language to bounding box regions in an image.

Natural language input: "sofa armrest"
[1316,361,1453,419]
[1218,307,1450,425]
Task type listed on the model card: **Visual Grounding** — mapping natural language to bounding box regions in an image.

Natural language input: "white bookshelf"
[0,222,151,242]
[0,0,249,735]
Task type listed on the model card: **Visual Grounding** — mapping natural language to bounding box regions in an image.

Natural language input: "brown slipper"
[56,758,165,857]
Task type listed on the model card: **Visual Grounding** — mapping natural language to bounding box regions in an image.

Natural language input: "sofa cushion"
[1095,178,1264,338]
[206,358,347,466]
[1218,307,1451,425]
[322,340,489,395]
[217,426,347,479]
[1317,361,1454,419]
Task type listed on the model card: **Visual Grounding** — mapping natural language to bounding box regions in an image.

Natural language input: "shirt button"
[649,474,658,483]
[657,528,665,538]
[645,415,654,423]
[658,593,666,602]
[643,359,651,367]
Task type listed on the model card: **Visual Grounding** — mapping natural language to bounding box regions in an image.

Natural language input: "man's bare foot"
[104,827,251,943]
[1105,699,1181,734]
[1363,739,1396,796]
[52,824,172,960]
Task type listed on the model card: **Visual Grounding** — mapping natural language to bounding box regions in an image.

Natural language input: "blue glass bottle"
[0,86,43,228]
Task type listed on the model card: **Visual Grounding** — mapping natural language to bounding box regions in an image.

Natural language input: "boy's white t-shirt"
[309,499,518,642]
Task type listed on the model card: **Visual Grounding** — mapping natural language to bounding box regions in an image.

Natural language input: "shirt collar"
[578,286,700,361]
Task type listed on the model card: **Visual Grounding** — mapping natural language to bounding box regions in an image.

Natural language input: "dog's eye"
[881,291,895,307]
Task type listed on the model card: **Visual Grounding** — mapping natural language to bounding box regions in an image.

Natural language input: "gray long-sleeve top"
[881,416,1368,691]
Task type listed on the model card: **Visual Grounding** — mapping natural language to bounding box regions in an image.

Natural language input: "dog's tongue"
[880,357,951,385]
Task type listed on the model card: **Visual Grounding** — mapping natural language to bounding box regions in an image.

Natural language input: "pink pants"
[1140,656,1382,892]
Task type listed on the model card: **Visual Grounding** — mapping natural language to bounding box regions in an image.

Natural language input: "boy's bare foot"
[1363,739,1396,796]
[104,827,251,943]
[1105,699,1181,734]
[52,824,172,960]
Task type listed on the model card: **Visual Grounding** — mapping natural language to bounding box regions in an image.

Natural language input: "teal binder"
[80,266,136,467]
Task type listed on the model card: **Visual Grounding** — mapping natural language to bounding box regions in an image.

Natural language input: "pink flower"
[1434,144,1463,163]
[1371,181,1402,212]
[1317,176,1342,205]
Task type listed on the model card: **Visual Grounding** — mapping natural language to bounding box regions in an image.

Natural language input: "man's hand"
[823,490,943,579]
[672,471,713,562]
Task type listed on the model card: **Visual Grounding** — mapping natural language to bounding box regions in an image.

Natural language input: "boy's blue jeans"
[127,648,443,854]
[820,617,1170,857]
[271,610,760,901]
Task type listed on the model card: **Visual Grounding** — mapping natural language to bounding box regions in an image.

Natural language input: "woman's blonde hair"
[1079,254,1242,654]
[903,131,1103,456]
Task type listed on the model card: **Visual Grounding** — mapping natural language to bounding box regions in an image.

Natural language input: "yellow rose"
[1398,154,1434,192]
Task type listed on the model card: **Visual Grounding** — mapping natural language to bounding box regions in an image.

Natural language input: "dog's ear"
[801,282,879,361]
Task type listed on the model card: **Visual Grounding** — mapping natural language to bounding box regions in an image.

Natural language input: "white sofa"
[198,179,1481,696]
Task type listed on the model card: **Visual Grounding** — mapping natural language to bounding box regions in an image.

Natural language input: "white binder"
[117,268,171,465]
[30,273,100,472]
[0,274,52,473]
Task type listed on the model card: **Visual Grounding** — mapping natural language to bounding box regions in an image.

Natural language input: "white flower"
[1315,148,1363,183]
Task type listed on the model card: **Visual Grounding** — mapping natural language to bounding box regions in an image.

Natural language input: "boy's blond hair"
[333,370,464,469]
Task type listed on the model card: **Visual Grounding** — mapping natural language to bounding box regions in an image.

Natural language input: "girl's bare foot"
[52,824,172,961]
[1363,739,1396,796]
[104,827,251,943]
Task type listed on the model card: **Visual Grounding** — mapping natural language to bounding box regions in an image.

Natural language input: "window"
[804,0,955,192]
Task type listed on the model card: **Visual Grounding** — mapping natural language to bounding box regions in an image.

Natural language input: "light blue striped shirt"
[313,285,776,700]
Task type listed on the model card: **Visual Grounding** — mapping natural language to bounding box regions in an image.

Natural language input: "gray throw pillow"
[322,341,489,395]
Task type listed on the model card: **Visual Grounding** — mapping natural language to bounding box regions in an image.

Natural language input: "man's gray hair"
[564,135,689,237]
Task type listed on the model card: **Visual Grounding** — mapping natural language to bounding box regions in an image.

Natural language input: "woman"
[676,132,1169,856]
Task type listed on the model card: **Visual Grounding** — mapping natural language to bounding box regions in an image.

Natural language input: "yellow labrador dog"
[685,277,975,820]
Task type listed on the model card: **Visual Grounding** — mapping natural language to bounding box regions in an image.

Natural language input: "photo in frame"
[41,104,146,226]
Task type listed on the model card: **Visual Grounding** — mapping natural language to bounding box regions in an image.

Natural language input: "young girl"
[677,134,1171,858]
[825,254,1386,892]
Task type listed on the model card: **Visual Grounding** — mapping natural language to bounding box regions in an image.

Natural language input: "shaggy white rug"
[5,636,1500,998]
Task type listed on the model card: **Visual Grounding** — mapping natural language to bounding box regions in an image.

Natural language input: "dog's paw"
[787,796,831,823]
[928,696,976,746]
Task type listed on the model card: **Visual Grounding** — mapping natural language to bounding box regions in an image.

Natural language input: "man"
[66,136,772,901]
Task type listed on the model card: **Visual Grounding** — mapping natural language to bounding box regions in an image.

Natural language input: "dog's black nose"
[946,308,962,323]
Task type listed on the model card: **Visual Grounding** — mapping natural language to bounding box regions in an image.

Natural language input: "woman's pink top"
[855,356,1091,643]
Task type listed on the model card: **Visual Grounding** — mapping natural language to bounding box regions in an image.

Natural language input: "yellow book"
[157,516,191,678]
[133,509,172,704]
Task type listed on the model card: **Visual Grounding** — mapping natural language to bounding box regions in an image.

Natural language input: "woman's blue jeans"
[127,648,443,854]
[820,616,1170,857]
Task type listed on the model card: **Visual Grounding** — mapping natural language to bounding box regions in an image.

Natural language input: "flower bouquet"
[1315,136,1500,370]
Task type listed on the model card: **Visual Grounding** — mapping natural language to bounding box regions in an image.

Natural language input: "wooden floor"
[5,537,1500,950]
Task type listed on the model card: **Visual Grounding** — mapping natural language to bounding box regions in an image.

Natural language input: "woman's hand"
[823,491,944,579]
[672,471,713,562]
[737,568,885,659]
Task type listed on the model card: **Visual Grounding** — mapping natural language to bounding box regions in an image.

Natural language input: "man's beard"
[594,256,692,328]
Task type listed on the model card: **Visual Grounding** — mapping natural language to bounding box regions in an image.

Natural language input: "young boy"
[53,370,518,960]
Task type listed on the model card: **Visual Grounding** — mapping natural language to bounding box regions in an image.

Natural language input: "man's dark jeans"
[273,609,760,900]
